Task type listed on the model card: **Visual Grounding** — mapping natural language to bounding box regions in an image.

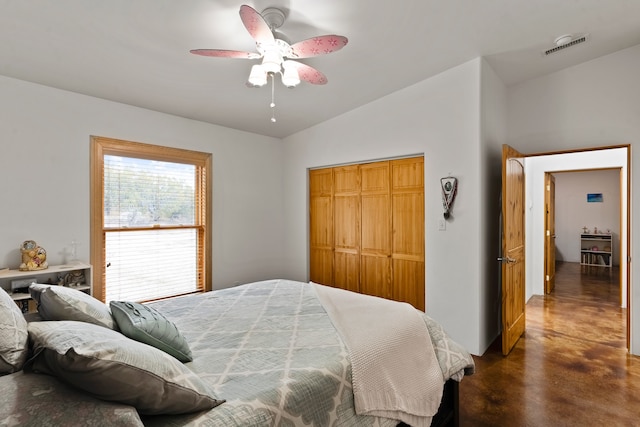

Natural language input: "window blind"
[103,155,203,303]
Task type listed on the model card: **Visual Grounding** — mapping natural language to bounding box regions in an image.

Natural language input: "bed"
[0,279,474,426]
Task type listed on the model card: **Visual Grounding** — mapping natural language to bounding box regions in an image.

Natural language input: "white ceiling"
[2,1,639,138]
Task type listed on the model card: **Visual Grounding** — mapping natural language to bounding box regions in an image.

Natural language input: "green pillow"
[25,321,222,415]
[110,301,192,362]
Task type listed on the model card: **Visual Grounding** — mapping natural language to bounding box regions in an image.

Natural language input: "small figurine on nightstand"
[58,270,85,287]
[19,240,48,271]
[594,227,599,234]
[582,226,589,234]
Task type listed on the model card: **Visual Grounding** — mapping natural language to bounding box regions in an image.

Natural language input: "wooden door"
[309,168,333,285]
[391,158,425,311]
[544,173,556,294]
[360,161,392,300]
[333,166,360,293]
[501,144,526,356]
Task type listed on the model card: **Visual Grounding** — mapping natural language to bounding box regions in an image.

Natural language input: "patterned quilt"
[142,279,474,427]
[0,370,144,426]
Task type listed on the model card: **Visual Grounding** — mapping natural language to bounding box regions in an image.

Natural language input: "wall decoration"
[587,193,603,203]
[441,175,458,219]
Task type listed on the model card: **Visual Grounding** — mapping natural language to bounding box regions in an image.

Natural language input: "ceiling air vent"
[543,33,589,56]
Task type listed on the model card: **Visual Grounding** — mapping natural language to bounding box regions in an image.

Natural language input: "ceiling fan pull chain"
[270,73,277,123]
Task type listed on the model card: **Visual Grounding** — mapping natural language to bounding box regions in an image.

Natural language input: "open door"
[501,145,526,355]
[544,173,556,294]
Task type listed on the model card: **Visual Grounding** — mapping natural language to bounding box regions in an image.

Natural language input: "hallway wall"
[554,169,621,265]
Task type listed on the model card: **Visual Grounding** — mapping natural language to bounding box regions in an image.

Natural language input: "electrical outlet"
[438,219,446,231]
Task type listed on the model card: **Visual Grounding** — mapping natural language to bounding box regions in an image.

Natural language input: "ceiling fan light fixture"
[261,49,282,73]
[281,61,300,87]
[190,4,348,121]
[248,64,267,86]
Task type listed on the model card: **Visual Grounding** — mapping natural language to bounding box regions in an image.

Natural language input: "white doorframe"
[523,147,629,341]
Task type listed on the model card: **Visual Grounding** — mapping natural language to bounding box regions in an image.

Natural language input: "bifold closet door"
[360,161,392,300]
[333,166,361,293]
[391,158,425,311]
[309,157,425,311]
[309,168,333,285]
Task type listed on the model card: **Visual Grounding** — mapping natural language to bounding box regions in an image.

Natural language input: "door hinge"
[546,275,550,281]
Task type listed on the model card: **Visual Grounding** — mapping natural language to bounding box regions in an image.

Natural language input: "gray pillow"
[24,320,223,415]
[110,301,193,362]
[0,287,28,374]
[29,283,116,330]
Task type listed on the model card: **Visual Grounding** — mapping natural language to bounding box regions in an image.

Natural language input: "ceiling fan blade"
[190,49,261,59]
[239,4,274,45]
[287,60,328,85]
[290,35,348,58]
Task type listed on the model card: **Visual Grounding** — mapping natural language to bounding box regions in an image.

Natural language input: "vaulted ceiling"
[2,1,639,138]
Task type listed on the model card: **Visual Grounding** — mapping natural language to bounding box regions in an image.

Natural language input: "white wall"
[510,43,639,353]
[479,59,508,348]
[554,170,621,264]
[0,75,285,290]
[282,59,490,355]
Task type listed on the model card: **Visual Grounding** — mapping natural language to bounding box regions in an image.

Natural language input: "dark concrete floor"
[459,262,640,426]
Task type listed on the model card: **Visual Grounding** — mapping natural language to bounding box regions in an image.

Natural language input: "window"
[90,136,211,303]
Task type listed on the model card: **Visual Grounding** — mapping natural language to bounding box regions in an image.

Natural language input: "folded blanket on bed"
[312,283,444,427]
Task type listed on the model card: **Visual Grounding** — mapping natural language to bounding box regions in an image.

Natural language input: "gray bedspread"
[142,279,474,427]
[0,370,144,427]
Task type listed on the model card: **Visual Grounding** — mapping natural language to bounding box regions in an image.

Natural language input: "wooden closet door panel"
[333,165,360,292]
[360,196,391,297]
[360,162,391,299]
[335,252,360,292]
[334,193,359,292]
[391,158,424,310]
[361,255,391,300]
[334,195,359,250]
[310,195,333,247]
[334,165,360,252]
[310,248,333,284]
[361,194,390,254]
[393,259,425,310]
[309,168,333,285]
[334,166,359,193]
[392,192,424,259]
[391,157,424,191]
[361,162,389,192]
[310,168,333,196]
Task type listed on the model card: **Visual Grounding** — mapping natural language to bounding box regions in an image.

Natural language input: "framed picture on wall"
[587,193,603,203]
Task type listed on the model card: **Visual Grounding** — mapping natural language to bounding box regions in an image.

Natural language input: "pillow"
[29,283,116,330]
[0,287,28,374]
[110,301,193,362]
[24,320,223,415]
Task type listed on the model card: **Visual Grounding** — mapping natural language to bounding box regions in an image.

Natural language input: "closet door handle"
[497,257,516,264]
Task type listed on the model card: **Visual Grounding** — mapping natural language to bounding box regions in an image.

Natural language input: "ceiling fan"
[190,4,348,121]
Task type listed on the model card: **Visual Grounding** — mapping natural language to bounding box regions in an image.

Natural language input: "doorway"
[525,146,630,347]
